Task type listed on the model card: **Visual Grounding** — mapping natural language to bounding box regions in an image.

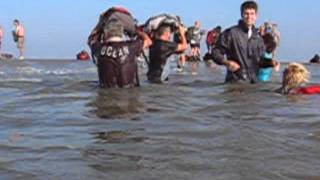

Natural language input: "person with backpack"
[13,19,25,60]
[187,21,206,61]
[147,24,187,83]
[257,22,281,82]
[212,1,279,83]
[88,7,152,88]
[206,26,221,53]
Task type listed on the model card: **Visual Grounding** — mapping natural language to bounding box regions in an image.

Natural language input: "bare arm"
[136,29,152,49]
[176,26,187,52]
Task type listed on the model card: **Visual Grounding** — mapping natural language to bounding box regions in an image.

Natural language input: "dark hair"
[14,19,20,24]
[156,24,171,38]
[241,1,258,15]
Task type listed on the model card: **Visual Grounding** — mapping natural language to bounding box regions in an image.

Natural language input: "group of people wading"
[87,1,320,95]
[0,19,25,60]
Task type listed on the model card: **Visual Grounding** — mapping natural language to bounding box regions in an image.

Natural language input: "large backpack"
[263,22,280,47]
[88,7,136,46]
[88,7,137,65]
[143,14,182,35]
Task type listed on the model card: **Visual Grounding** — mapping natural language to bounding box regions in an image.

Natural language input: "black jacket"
[212,20,265,83]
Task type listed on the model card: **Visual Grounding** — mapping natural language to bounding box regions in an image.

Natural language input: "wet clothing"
[290,85,320,95]
[212,20,265,83]
[147,39,178,83]
[257,52,273,82]
[96,40,143,88]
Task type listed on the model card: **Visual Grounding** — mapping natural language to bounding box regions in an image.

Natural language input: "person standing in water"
[212,1,279,83]
[94,19,152,88]
[13,19,25,60]
[147,25,187,83]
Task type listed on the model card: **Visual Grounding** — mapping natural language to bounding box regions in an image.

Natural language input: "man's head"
[215,26,222,33]
[241,1,258,28]
[104,19,124,38]
[13,19,20,26]
[156,24,172,41]
[195,21,201,28]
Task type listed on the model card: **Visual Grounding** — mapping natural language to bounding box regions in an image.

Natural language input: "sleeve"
[257,37,266,60]
[166,41,178,56]
[212,29,230,65]
[131,40,144,55]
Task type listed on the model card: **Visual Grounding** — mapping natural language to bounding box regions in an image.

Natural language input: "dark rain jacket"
[212,20,265,83]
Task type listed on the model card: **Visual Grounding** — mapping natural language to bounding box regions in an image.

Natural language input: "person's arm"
[176,26,187,52]
[259,58,279,68]
[136,29,152,49]
[212,30,240,72]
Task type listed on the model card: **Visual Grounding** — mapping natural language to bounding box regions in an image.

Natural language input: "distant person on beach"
[147,24,187,83]
[94,19,152,88]
[13,19,25,60]
[0,26,3,53]
[212,1,279,83]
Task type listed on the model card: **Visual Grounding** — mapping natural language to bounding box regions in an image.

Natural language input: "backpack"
[143,14,182,34]
[88,7,137,64]
[186,27,195,43]
[263,22,280,47]
[88,7,136,46]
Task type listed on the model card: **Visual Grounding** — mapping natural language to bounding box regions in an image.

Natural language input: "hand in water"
[274,61,281,72]
[226,60,241,72]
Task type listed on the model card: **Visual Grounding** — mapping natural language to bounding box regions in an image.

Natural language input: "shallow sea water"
[0,59,320,180]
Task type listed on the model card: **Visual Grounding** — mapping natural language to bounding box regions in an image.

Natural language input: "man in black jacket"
[212,1,276,83]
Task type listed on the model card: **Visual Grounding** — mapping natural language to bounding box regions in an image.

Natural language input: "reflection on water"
[87,88,146,120]
[0,60,320,179]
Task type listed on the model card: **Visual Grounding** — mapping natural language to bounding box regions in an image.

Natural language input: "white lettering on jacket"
[101,45,129,64]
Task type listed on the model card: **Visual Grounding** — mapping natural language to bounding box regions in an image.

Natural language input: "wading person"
[147,24,187,83]
[13,19,25,60]
[212,1,278,83]
[94,19,152,88]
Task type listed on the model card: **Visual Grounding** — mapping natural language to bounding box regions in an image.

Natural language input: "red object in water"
[77,50,90,61]
[294,85,320,95]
